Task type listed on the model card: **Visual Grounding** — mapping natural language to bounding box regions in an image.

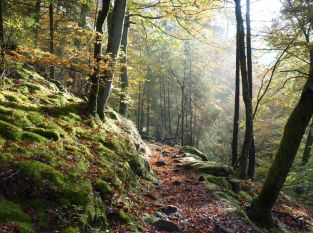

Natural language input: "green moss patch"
[0,63,153,232]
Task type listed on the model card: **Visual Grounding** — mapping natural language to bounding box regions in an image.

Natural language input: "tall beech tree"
[119,15,130,116]
[249,53,313,227]
[246,0,255,179]
[96,0,127,119]
[88,0,111,115]
[234,0,253,179]
[231,33,240,166]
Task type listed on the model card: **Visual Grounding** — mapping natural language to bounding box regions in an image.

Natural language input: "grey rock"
[159,205,179,215]
[153,219,181,232]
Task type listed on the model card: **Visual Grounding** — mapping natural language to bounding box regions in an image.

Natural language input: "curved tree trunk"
[302,118,313,165]
[234,0,253,179]
[119,15,130,116]
[249,62,313,227]
[97,0,127,119]
[88,0,111,115]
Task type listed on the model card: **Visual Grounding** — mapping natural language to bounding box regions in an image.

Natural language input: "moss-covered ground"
[0,62,153,232]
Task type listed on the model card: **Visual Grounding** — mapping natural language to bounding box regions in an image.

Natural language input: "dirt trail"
[112,142,313,233]
[137,142,256,233]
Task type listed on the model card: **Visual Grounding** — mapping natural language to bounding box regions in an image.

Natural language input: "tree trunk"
[34,0,41,47]
[0,0,4,75]
[49,3,55,80]
[249,62,313,228]
[234,0,253,179]
[119,15,130,116]
[96,0,127,119]
[88,0,111,114]
[302,118,313,165]
[146,68,151,136]
[181,89,185,146]
[167,85,172,135]
[232,33,240,166]
[246,0,255,179]
[137,79,142,131]
[0,0,4,48]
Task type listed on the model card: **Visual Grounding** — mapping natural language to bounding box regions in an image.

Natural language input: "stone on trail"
[173,180,182,186]
[156,160,166,166]
[159,205,179,215]
[152,218,181,232]
[213,224,235,233]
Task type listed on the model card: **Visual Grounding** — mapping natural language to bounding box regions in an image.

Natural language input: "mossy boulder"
[201,174,232,190]
[180,146,208,161]
[182,160,233,177]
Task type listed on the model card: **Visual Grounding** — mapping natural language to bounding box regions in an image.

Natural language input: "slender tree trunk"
[88,0,111,114]
[0,0,4,76]
[167,85,172,135]
[162,76,167,132]
[49,3,55,80]
[34,0,41,47]
[246,0,256,179]
[302,118,313,165]
[137,79,142,130]
[249,62,313,228]
[0,0,4,48]
[232,34,240,166]
[190,93,193,146]
[146,68,151,136]
[96,0,127,119]
[234,0,253,179]
[181,88,185,146]
[119,15,130,116]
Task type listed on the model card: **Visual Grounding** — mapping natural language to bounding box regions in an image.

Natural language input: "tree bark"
[249,62,313,227]
[49,3,55,80]
[302,118,313,165]
[232,33,240,166]
[119,15,130,116]
[34,0,41,47]
[181,88,185,146]
[88,0,111,114]
[246,0,255,179]
[146,68,151,136]
[96,0,127,119]
[0,0,3,47]
[234,0,253,179]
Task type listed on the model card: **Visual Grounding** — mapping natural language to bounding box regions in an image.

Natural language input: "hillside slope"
[0,63,153,232]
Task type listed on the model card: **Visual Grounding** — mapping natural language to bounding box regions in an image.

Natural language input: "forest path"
[136,142,256,233]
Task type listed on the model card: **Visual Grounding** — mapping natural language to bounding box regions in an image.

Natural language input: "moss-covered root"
[247,198,274,228]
